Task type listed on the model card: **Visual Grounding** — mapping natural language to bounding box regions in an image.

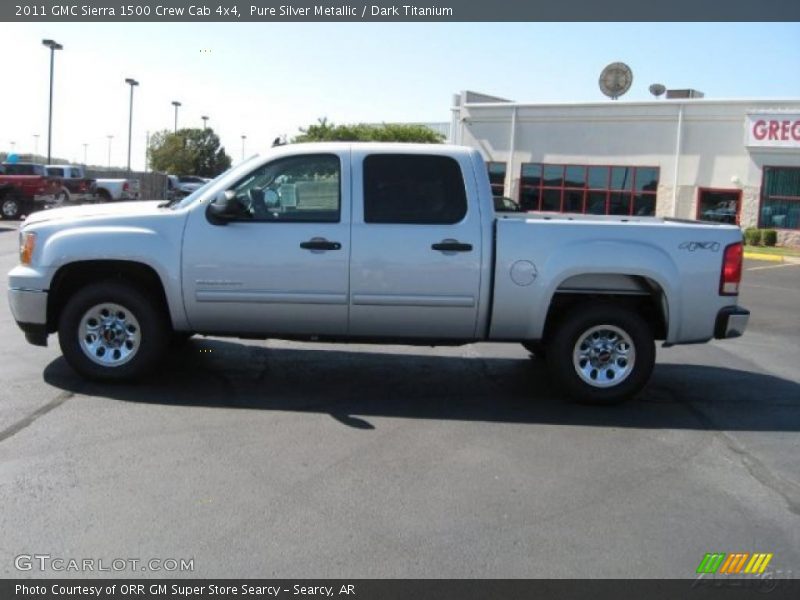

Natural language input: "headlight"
[19,231,36,265]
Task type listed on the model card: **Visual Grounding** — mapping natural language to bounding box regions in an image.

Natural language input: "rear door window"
[363,154,467,224]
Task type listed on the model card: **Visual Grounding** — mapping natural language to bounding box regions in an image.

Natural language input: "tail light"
[720,242,743,296]
[123,182,129,192]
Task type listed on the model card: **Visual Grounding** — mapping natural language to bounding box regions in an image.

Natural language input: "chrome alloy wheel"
[2,198,19,218]
[572,324,636,388]
[78,303,141,367]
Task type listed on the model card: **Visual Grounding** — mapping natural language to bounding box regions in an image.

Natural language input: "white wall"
[458,97,800,227]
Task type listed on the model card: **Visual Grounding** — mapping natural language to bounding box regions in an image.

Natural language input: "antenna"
[599,62,633,100]
[649,83,666,99]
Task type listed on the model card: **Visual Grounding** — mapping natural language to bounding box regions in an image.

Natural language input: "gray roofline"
[462,98,800,109]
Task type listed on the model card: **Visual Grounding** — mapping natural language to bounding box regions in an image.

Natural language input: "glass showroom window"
[487,162,507,197]
[760,167,800,230]
[519,163,658,216]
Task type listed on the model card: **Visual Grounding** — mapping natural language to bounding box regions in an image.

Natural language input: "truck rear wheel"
[1,193,23,220]
[546,303,655,404]
[58,281,168,381]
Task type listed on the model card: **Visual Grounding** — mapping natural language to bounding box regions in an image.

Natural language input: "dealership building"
[447,91,800,245]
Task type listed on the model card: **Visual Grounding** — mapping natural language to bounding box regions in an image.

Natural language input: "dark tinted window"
[4,163,44,176]
[611,167,633,191]
[543,164,564,187]
[47,167,65,177]
[486,162,506,196]
[635,167,659,192]
[587,166,609,189]
[521,163,542,185]
[364,154,467,224]
[564,166,586,188]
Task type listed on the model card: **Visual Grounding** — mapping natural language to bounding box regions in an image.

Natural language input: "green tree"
[147,128,232,176]
[292,118,445,144]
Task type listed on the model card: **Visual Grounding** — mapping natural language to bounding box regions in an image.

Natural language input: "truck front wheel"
[58,282,168,381]
[546,304,655,404]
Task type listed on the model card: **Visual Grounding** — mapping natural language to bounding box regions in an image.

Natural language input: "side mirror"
[206,190,239,225]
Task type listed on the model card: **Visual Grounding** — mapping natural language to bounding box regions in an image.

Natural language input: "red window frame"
[519,163,659,216]
[758,166,800,231]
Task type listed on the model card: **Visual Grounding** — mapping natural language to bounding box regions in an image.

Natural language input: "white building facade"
[449,92,800,245]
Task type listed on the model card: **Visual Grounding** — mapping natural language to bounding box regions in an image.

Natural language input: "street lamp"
[33,134,40,160]
[172,101,181,132]
[82,143,88,165]
[42,39,63,164]
[106,135,113,168]
[201,115,209,129]
[241,134,247,161]
[125,78,139,172]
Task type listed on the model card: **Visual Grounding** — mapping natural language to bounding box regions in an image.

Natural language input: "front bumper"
[8,287,49,346]
[714,306,750,339]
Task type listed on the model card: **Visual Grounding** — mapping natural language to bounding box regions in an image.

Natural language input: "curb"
[743,251,784,262]
[743,251,800,264]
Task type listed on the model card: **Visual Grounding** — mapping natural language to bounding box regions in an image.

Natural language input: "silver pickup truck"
[8,143,749,403]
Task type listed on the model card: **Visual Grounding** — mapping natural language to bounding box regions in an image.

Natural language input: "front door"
[348,150,483,340]
[182,151,351,336]
[697,188,741,225]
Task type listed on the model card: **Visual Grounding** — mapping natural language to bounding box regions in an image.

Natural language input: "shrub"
[762,229,777,247]
[744,227,761,246]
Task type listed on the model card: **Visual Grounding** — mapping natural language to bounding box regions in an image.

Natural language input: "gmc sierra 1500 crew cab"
[7,143,750,403]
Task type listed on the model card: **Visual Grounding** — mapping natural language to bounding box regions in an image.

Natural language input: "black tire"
[522,340,547,359]
[1,193,22,220]
[97,189,112,203]
[58,281,169,381]
[546,303,655,404]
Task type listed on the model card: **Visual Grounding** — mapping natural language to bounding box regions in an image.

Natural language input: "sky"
[1,22,799,171]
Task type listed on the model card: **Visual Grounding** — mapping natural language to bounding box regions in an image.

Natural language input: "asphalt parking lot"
[0,219,799,579]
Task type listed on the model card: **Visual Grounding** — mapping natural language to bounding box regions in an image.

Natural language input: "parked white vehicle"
[8,143,749,403]
[94,177,140,202]
[167,174,211,200]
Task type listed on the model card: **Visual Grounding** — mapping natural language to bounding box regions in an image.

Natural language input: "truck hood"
[22,200,166,227]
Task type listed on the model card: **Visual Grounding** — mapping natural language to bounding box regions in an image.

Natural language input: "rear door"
[348,150,483,339]
[182,150,351,336]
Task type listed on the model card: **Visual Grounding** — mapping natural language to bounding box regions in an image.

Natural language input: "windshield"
[166,155,262,210]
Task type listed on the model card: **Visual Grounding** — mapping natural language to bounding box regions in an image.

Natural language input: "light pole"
[201,115,209,129]
[171,101,181,132]
[10,141,15,151]
[42,39,63,164]
[106,135,113,168]
[241,134,246,161]
[33,134,40,160]
[82,143,88,165]
[125,78,139,172]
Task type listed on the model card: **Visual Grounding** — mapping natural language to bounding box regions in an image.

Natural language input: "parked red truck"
[0,162,62,220]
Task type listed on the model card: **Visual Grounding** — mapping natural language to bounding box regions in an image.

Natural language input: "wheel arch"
[542,273,670,343]
[47,260,173,333]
